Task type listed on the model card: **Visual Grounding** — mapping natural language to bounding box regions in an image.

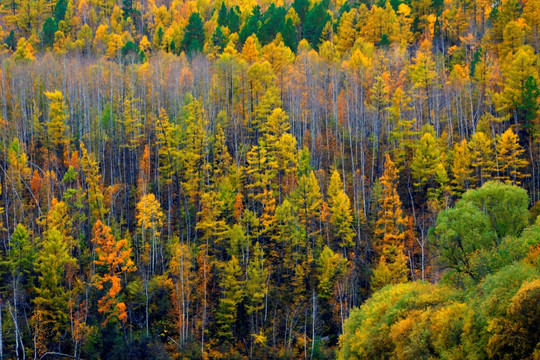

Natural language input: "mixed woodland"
[0,0,539,358]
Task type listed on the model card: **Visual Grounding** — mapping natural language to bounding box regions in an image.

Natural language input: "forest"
[0,0,538,358]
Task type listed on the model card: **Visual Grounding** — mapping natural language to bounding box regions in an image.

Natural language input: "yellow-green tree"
[196,191,228,249]
[80,142,106,224]
[409,50,437,121]
[411,130,449,202]
[136,193,164,273]
[182,98,209,203]
[317,245,347,299]
[451,139,474,191]
[45,90,68,153]
[246,139,277,235]
[496,127,529,184]
[373,154,409,290]
[246,242,268,336]
[217,256,244,344]
[469,131,495,185]
[328,170,355,252]
[34,227,77,345]
[263,108,298,201]
[336,9,357,54]
[370,245,409,291]
[293,170,323,246]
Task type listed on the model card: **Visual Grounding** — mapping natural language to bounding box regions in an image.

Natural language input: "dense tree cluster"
[0,0,538,358]
[340,182,540,360]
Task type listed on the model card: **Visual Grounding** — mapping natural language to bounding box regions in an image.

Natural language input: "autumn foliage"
[0,0,538,358]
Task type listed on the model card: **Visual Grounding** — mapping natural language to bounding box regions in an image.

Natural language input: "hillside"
[0,0,538,358]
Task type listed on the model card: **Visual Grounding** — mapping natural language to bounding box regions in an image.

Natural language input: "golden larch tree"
[92,220,136,325]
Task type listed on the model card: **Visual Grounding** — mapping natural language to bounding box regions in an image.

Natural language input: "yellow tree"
[496,127,529,184]
[451,139,474,191]
[500,19,527,57]
[136,193,164,336]
[246,139,277,236]
[317,245,347,300]
[6,138,32,220]
[120,96,143,151]
[395,4,413,45]
[245,242,268,335]
[13,37,35,62]
[156,108,180,186]
[410,130,447,201]
[106,33,123,58]
[34,227,77,347]
[136,193,164,274]
[40,198,74,249]
[45,90,68,153]
[247,61,277,128]
[293,170,323,246]
[496,46,538,135]
[242,33,260,64]
[262,34,294,89]
[370,245,409,291]
[523,0,540,51]
[375,154,405,253]
[216,255,244,344]
[389,88,417,172]
[212,123,233,180]
[409,49,437,122]
[253,85,282,137]
[372,154,409,290]
[469,131,495,185]
[196,190,228,253]
[335,9,357,54]
[182,98,209,204]
[93,24,110,53]
[328,170,355,252]
[92,220,135,325]
[80,142,106,223]
[263,108,298,201]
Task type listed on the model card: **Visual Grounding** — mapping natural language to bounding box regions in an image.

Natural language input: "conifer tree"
[136,193,164,273]
[242,34,260,64]
[375,154,405,253]
[217,2,228,27]
[246,242,268,334]
[92,220,135,325]
[182,98,209,203]
[181,12,204,53]
[45,90,68,152]
[196,191,228,248]
[328,171,355,251]
[217,256,244,343]
[411,130,448,202]
[496,127,529,184]
[317,245,347,299]
[275,199,305,280]
[293,171,323,245]
[80,142,106,224]
[34,227,77,343]
[370,244,408,291]
[336,9,357,54]
[451,139,474,191]
[469,131,495,185]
